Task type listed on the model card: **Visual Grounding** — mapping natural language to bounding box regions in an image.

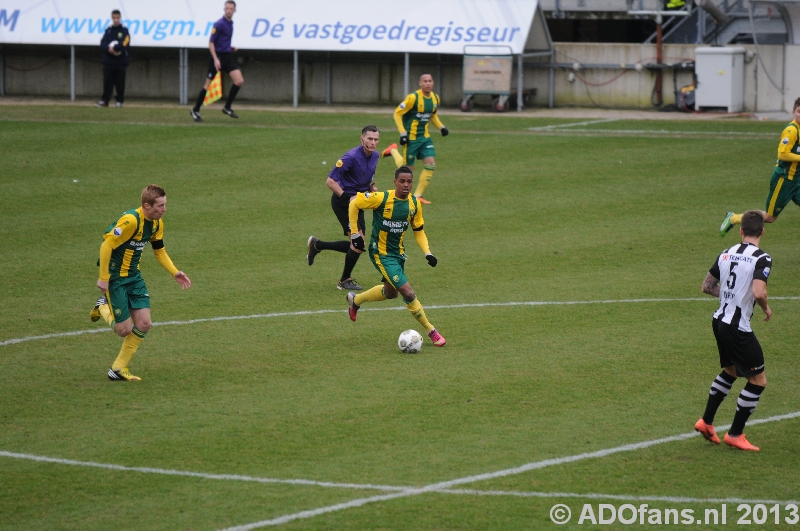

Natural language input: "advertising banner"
[0,0,538,54]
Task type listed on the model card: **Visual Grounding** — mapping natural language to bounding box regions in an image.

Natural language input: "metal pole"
[782,43,787,111]
[293,50,299,108]
[183,48,189,105]
[697,6,705,43]
[437,58,442,102]
[326,52,332,104]
[517,54,523,112]
[178,48,187,105]
[70,45,75,102]
[548,50,554,108]
[179,49,184,105]
[656,11,663,106]
[404,52,409,96]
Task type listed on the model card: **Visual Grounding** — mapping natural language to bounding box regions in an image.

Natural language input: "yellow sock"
[99,304,114,327]
[354,285,387,306]
[405,298,434,332]
[414,165,435,198]
[390,148,404,168]
[730,213,742,225]
[111,327,146,371]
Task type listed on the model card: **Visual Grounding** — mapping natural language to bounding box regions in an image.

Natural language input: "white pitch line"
[0,451,407,492]
[0,450,800,505]
[439,489,799,506]
[0,117,777,140]
[219,410,800,530]
[528,118,619,130]
[3,448,797,508]
[581,129,774,137]
[3,411,798,529]
[525,124,774,137]
[6,296,800,347]
[4,448,797,507]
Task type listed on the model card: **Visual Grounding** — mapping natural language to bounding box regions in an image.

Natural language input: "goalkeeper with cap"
[345,166,446,347]
[89,185,192,381]
[383,74,448,205]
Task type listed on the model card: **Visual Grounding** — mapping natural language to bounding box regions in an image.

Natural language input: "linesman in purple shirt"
[306,125,383,291]
[190,0,244,122]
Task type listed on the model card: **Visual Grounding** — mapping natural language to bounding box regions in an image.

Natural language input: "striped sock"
[702,371,737,425]
[729,382,765,436]
[111,326,147,371]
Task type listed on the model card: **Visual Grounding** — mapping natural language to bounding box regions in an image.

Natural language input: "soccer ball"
[108,40,119,51]
[398,329,423,354]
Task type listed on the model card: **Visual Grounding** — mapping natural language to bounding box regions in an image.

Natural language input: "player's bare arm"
[752,279,771,321]
[701,272,720,297]
[175,271,192,289]
[326,177,345,198]
[210,42,220,71]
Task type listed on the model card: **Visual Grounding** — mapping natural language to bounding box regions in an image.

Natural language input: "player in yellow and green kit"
[383,74,449,205]
[89,185,192,381]
[721,97,800,235]
[345,166,446,347]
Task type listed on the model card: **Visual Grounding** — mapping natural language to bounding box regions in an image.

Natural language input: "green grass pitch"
[1,105,799,530]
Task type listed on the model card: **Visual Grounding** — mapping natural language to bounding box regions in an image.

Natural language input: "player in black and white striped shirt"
[695,211,772,452]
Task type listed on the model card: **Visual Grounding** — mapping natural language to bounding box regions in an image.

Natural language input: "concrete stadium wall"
[0,45,465,105]
[526,43,787,112]
[0,42,792,111]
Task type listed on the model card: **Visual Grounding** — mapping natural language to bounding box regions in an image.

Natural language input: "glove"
[440,127,449,137]
[425,254,437,267]
[351,233,365,251]
[399,133,409,145]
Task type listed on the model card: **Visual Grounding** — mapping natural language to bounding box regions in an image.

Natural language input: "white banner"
[0,0,538,54]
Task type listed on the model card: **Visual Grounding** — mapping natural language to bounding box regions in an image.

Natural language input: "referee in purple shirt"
[306,126,383,292]
[190,0,244,122]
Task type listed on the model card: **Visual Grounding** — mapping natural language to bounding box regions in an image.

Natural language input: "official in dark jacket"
[97,10,130,108]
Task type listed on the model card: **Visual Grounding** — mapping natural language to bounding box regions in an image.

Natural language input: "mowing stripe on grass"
[4,296,800,347]
[219,410,800,529]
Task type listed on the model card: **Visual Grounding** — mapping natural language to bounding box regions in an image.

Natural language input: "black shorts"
[207,52,239,79]
[712,318,765,377]
[331,193,365,237]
